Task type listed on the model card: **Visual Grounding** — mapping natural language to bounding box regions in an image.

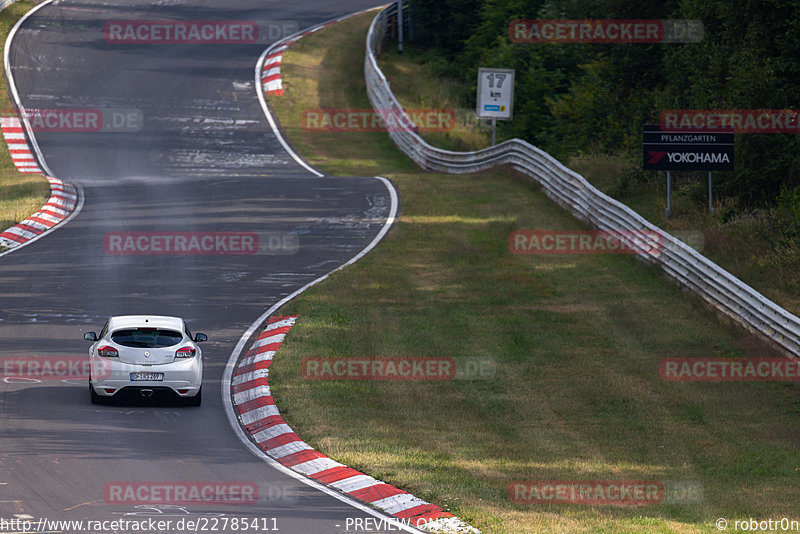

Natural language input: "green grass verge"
[377,46,489,152]
[267,12,800,534]
[568,153,800,322]
[380,40,800,328]
[0,1,50,251]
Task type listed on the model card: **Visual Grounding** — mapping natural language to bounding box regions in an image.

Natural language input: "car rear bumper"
[90,356,202,397]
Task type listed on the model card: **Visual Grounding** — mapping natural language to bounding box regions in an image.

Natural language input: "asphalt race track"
[0,1,415,532]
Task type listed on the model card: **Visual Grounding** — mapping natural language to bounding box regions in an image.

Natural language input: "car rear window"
[111,328,184,348]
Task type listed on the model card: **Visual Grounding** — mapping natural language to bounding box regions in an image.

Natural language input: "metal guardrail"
[364,5,800,359]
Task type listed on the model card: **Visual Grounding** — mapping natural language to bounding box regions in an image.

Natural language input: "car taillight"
[175,347,196,358]
[98,345,119,358]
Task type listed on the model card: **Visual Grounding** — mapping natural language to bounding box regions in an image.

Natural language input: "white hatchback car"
[84,315,206,405]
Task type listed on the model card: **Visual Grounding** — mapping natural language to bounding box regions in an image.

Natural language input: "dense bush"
[408,0,800,208]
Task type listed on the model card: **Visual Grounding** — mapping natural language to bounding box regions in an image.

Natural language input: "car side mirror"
[194,333,208,342]
[84,332,98,341]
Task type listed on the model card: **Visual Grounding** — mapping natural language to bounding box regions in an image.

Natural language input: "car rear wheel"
[89,382,103,405]
[186,387,201,407]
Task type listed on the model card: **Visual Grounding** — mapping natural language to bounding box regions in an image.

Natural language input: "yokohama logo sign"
[643,125,734,171]
[647,151,731,165]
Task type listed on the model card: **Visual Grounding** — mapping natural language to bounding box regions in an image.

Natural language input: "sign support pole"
[491,118,496,147]
[397,1,403,54]
[708,171,714,214]
[666,171,672,218]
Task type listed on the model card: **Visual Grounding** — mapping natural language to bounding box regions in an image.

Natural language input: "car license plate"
[130,372,164,381]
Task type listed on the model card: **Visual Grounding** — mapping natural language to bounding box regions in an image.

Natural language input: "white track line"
[0,0,84,259]
[0,183,84,259]
[9,1,410,529]
[254,40,324,177]
[239,24,404,531]
[4,0,57,178]
[220,177,412,531]
[251,8,379,178]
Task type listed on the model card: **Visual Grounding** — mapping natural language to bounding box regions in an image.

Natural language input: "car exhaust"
[140,389,154,398]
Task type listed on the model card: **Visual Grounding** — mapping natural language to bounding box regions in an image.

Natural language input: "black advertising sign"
[643,125,734,171]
